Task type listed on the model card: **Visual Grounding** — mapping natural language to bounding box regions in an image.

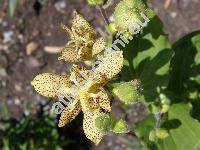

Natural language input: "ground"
[0,0,199,149]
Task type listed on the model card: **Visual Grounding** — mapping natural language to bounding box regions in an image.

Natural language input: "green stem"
[155,112,163,128]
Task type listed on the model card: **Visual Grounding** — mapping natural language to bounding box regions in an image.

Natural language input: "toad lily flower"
[31,50,123,144]
[58,12,106,63]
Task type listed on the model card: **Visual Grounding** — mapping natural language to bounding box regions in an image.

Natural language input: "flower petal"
[58,44,80,62]
[58,100,81,127]
[31,73,71,98]
[88,88,111,112]
[77,45,92,60]
[72,12,96,38]
[83,109,104,145]
[79,79,101,112]
[92,37,106,57]
[95,51,123,82]
[98,89,111,112]
[70,64,90,86]
[79,88,93,112]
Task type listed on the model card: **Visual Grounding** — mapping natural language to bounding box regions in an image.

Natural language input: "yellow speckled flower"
[31,50,124,145]
[58,12,106,63]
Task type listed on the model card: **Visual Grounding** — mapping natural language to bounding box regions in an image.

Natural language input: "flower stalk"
[97,5,110,25]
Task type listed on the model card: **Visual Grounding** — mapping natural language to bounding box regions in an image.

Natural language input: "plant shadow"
[120,15,173,102]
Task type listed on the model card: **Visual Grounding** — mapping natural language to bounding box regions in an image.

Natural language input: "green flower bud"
[95,114,128,134]
[95,114,116,134]
[188,91,198,100]
[114,0,155,33]
[160,93,170,105]
[155,128,169,139]
[112,119,129,133]
[107,23,117,34]
[112,80,142,104]
[149,129,157,142]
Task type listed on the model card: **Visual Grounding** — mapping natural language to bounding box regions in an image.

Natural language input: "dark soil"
[0,0,199,149]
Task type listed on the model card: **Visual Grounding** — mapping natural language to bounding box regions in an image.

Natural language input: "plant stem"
[97,5,110,25]
[155,112,163,128]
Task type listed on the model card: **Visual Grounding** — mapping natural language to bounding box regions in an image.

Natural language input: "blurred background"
[0,0,199,149]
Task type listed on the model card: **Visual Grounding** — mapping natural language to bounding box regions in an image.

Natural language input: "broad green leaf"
[134,114,157,149]
[135,103,200,150]
[158,103,200,150]
[168,31,200,98]
[113,0,173,103]
[191,99,200,121]
[119,15,173,102]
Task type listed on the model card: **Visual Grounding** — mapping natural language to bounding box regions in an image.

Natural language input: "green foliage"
[95,114,116,134]
[134,114,156,149]
[135,104,200,149]
[132,29,200,149]
[0,111,72,149]
[87,0,105,5]
[95,114,128,134]
[87,0,114,8]
[158,104,200,150]
[85,0,200,148]
[104,0,200,149]
[0,102,10,120]
[168,31,200,99]
[117,11,173,103]
[149,92,171,114]
[6,0,198,148]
